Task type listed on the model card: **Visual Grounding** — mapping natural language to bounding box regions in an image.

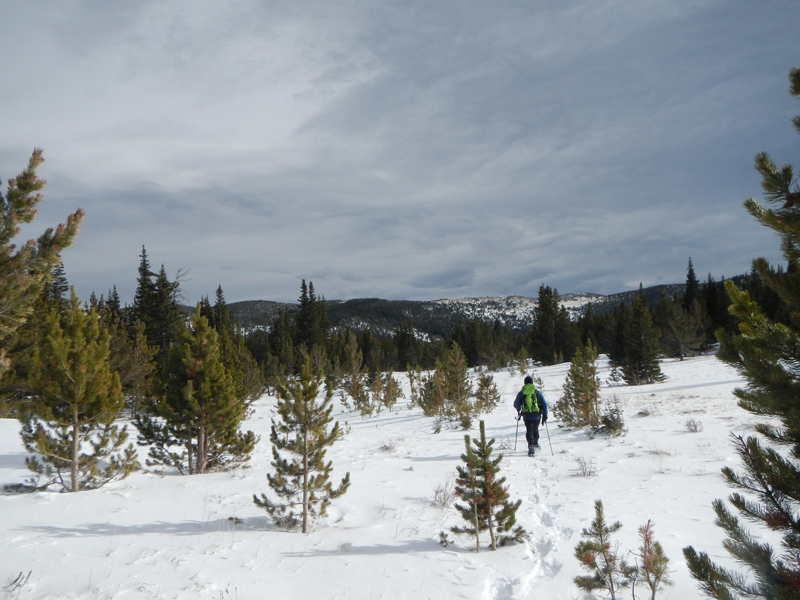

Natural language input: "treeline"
[240,259,774,390]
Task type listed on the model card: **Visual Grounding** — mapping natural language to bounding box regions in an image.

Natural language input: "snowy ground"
[0,354,767,599]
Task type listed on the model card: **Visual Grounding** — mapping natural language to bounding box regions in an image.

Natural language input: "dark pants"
[524,416,541,447]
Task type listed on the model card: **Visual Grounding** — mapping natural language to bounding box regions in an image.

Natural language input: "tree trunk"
[187,428,194,475]
[472,492,480,553]
[488,511,497,551]
[197,426,206,474]
[302,425,309,534]
[71,407,79,492]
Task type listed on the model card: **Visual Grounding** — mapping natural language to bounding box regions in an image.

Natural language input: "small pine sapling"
[574,500,637,599]
[451,434,483,552]
[419,343,478,431]
[451,421,527,551]
[406,364,423,410]
[635,520,672,600]
[253,356,350,533]
[371,371,404,413]
[555,340,601,428]
[474,373,501,414]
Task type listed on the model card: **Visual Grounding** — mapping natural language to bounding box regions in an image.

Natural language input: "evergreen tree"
[683,67,800,599]
[555,340,601,428]
[574,500,637,599]
[370,371,404,413]
[418,342,477,430]
[130,246,156,328]
[657,291,705,360]
[268,308,296,373]
[441,341,475,429]
[684,258,700,311]
[474,372,501,414]
[41,259,69,310]
[394,319,418,369]
[254,356,350,533]
[135,307,257,474]
[531,285,578,365]
[129,249,183,367]
[1,259,76,415]
[105,285,122,320]
[0,149,83,378]
[636,520,672,600]
[295,280,329,357]
[451,420,527,551]
[452,430,482,553]
[703,274,733,344]
[620,287,664,385]
[100,307,157,415]
[207,286,266,409]
[339,330,371,414]
[21,290,137,491]
[150,264,183,359]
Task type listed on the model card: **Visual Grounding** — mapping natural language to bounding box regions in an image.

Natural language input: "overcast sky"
[2,1,798,305]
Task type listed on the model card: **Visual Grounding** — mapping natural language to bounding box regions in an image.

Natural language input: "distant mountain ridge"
[227,284,692,338]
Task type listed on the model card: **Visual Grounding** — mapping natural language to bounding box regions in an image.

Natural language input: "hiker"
[514,375,548,456]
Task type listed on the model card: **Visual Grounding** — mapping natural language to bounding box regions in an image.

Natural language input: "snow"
[0,354,769,599]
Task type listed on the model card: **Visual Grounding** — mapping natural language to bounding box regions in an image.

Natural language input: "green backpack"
[520,383,540,414]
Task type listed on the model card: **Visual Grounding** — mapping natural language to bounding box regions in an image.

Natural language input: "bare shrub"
[575,454,598,477]
[432,476,456,510]
[685,418,703,433]
[379,440,397,453]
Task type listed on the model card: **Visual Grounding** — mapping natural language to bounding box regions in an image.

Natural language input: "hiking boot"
[534,442,541,449]
[527,445,535,457]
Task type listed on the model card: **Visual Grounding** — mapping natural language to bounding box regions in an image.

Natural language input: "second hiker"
[513,375,548,456]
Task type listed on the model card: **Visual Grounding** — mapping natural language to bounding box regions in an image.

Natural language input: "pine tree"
[621,287,664,385]
[207,286,266,410]
[531,285,578,365]
[574,500,637,599]
[474,372,501,414]
[441,342,475,429]
[636,520,672,600]
[394,319,418,369]
[418,342,477,430]
[21,290,137,492]
[684,258,700,311]
[253,356,350,533]
[135,307,257,474]
[295,280,329,358]
[657,291,705,360]
[130,246,156,328]
[683,67,800,599]
[451,421,527,551]
[150,265,183,359]
[370,371,404,413]
[555,340,601,428]
[0,150,83,378]
[100,308,157,415]
[452,432,483,552]
[41,259,69,310]
[129,250,182,367]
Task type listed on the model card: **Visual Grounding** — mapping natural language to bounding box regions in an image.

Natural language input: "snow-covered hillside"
[434,292,605,324]
[0,354,761,599]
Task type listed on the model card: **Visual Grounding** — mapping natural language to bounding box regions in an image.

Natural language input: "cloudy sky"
[2,1,798,305]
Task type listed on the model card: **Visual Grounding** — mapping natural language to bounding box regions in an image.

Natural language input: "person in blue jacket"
[513,375,548,456]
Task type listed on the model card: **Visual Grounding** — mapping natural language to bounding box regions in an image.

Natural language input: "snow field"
[0,354,768,599]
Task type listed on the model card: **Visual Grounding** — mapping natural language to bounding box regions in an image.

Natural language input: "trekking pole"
[545,420,554,456]
[514,415,520,452]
